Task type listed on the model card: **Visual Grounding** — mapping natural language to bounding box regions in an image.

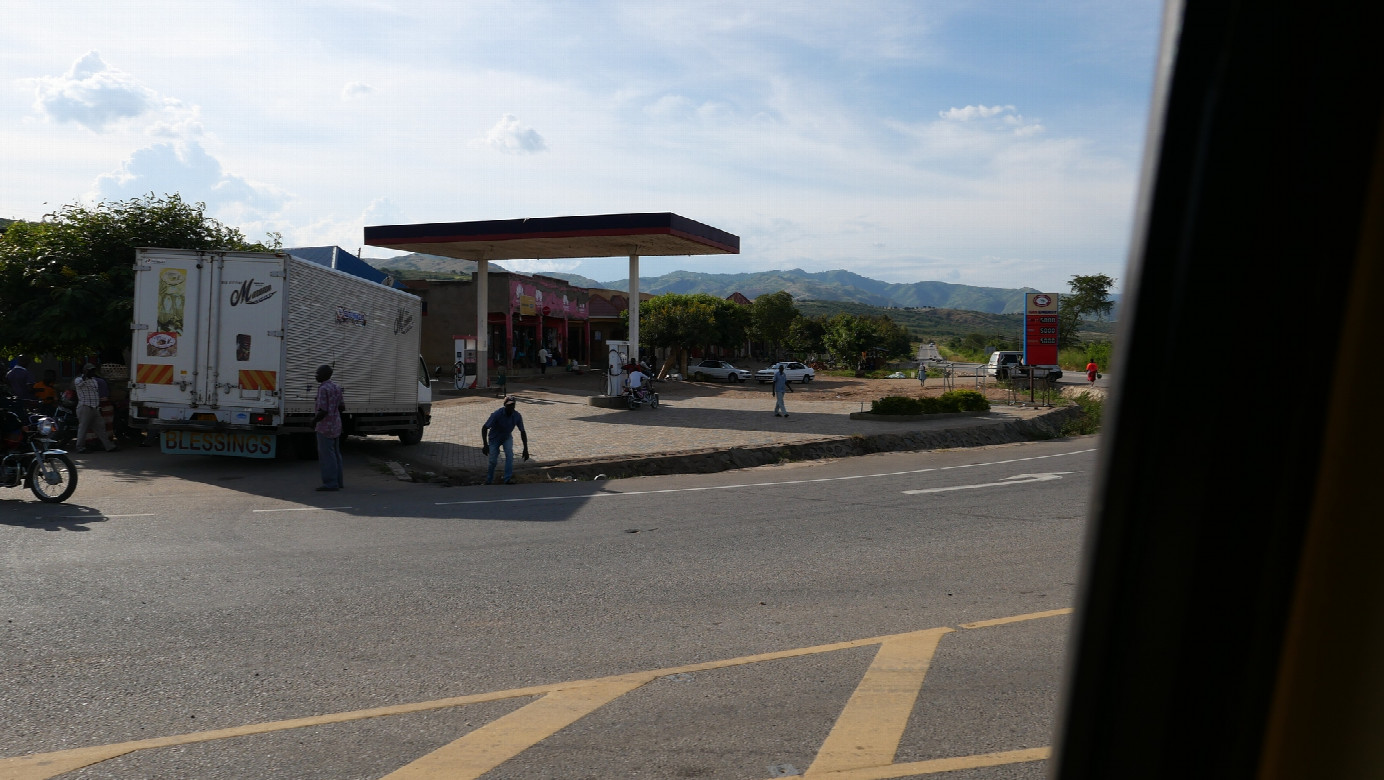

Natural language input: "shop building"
[403,272,591,374]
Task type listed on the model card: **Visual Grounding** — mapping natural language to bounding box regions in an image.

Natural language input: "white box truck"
[127,248,431,458]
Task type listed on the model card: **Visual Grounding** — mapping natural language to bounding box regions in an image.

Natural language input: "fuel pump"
[605,340,630,396]
[453,336,478,390]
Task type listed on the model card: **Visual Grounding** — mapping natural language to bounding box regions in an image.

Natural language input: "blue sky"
[2,1,1163,293]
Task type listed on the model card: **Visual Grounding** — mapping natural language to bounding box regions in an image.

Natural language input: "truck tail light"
[250,412,273,426]
[135,404,158,418]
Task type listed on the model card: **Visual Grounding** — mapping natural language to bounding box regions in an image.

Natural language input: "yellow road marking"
[383,677,649,779]
[959,607,1072,629]
[806,628,952,776]
[0,610,1071,780]
[778,747,1050,779]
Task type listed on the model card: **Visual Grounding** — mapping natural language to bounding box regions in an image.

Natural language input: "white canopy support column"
[628,253,639,364]
[475,259,489,391]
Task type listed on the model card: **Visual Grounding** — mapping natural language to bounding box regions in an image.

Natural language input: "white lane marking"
[901,472,1071,495]
[251,506,353,513]
[435,449,1097,506]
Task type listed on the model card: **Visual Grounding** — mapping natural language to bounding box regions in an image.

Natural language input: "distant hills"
[367,253,1081,316]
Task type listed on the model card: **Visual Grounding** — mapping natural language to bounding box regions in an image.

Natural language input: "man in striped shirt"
[74,363,117,453]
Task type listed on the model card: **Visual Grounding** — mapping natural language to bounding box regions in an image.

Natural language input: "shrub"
[869,390,990,415]
[939,389,989,412]
[871,396,925,415]
[1060,391,1105,435]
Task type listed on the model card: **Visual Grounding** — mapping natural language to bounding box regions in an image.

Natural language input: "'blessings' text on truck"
[128,248,431,458]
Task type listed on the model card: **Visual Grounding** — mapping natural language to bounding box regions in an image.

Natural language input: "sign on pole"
[1024,293,1059,366]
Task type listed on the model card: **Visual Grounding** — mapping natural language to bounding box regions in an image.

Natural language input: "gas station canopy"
[363,212,739,260]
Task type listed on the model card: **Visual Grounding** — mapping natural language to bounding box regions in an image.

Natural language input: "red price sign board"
[1024,292,1059,366]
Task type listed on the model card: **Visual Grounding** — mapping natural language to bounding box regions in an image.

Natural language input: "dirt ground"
[436,366,1038,408]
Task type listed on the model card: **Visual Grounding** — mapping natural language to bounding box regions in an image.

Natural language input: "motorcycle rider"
[627,365,649,401]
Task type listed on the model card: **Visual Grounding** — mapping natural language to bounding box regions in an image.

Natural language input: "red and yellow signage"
[238,369,278,391]
[136,364,175,385]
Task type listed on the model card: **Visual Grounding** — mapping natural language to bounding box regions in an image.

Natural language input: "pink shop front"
[498,277,590,370]
[404,273,591,375]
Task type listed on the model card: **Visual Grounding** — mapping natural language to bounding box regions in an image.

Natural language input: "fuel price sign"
[1024,292,1059,366]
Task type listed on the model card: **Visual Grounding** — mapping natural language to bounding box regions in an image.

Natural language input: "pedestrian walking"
[772,364,793,417]
[1086,359,1099,386]
[537,346,550,374]
[481,395,529,484]
[73,363,118,453]
[313,364,345,491]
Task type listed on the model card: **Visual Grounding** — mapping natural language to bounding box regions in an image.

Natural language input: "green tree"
[867,315,912,361]
[822,313,874,367]
[749,290,798,359]
[785,315,826,357]
[0,194,274,358]
[1057,273,1116,350]
[633,292,748,376]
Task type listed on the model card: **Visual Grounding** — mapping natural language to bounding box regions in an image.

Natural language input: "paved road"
[0,437,1096,779]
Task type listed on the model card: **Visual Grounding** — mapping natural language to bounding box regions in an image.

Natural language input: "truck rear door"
[131,250,285,412]
[130,249,206,407]
[212,255,286,412]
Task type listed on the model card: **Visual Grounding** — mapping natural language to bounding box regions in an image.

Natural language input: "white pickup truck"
[984,350,1063,382]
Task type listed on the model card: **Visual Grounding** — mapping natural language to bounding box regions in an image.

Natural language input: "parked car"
[755,361,816,384]
[687,359,752,383]
[984,350,1063,381]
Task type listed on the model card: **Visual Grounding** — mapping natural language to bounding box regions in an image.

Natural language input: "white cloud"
[939,104,1014,122]
[481,114,548,154]
[342,81,374,99]
[92,139,284,216]
[30,51,159,131]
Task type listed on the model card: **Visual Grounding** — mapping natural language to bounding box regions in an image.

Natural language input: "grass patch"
[1060,391,1105,435]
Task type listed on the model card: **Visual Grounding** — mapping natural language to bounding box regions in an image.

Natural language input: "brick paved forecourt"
[361,374,1083,485]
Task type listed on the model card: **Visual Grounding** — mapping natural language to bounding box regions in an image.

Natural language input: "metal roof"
[363,212,739,261]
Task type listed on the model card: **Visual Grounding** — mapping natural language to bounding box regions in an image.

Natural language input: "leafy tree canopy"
[1057,273,1116,350]
[0,193,278,358]
[633,292,749,353]
[785,315,826,357]
[822,312,913,366]
[749,290,798,356]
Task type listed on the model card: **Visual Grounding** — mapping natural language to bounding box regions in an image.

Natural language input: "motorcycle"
[0,408,79,503]
[625,382,659,410]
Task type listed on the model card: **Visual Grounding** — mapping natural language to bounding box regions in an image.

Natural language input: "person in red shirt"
[1086,360,1099,385]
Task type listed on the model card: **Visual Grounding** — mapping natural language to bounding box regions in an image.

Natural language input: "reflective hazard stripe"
[136,364,174,385]
[238,370,277,391]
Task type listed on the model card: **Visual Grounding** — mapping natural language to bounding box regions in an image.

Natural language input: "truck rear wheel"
[397,414,424,445]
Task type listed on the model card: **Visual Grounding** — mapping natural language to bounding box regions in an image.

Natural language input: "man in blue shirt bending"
[481,395,529,484]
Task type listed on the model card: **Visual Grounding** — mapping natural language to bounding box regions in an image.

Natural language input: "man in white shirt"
[537,347,550,374]
[626,366,647,398]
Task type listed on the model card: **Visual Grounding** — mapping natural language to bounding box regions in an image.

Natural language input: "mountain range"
[367,252,1087,316]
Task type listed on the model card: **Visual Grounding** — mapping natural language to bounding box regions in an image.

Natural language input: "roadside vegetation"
[870,390,989,415]
[0,194,279,358]
[1061,391,1105,436]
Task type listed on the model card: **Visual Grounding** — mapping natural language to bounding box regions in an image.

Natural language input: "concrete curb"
[418,405,1085,485]
[847,410,991,422]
